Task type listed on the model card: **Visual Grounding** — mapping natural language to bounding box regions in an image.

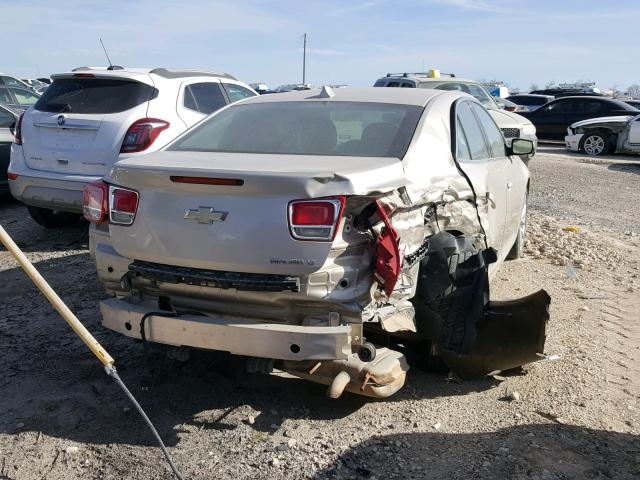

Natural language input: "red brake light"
[13,112,24,145]
[288,197,344,241]
[120,118,169,153]
[73,73,95,78]
[7,172,18,181]
[82,181,109,224]
[109,186,139,226]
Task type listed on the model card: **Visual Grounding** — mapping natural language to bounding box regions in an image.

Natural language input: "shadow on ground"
[310,424,640,479]
[609,163,640,175]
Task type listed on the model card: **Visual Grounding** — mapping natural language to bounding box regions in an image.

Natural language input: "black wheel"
[507,191,528,260]
[27,206,81,228]
[579,132,614,156]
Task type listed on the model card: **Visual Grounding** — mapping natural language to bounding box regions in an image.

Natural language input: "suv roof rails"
[385,71,456,78]
[149,68,237,81]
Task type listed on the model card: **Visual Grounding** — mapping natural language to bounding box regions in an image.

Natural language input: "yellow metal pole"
[0,224,114,367]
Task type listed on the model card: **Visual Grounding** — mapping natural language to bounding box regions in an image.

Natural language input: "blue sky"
[2,0,639,91]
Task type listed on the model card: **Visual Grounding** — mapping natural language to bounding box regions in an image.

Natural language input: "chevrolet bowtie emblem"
[184,207,228,224]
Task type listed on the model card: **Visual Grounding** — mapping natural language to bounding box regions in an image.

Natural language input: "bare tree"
[627,84,640,99]
[545,80,556,89]
[529,83,539,91]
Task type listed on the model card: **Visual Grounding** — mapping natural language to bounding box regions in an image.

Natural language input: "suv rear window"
[169,101,423,158]
[34,78,157,114]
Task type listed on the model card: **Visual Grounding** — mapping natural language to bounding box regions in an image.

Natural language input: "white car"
[8,67,256,227]
[565,114,640,156]
[84,87,548,398]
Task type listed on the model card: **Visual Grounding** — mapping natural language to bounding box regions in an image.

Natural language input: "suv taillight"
[13,112,24,145]
[288,197,344,241]
[83,181,109,224]
[109,186,139,226]
[120,118,169,153]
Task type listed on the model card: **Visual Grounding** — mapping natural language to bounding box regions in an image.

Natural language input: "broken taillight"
[374,200,403,296]
[82,181,109,224]
[120,118,169,153]
[109,186,139,226]
[288,197,345,241]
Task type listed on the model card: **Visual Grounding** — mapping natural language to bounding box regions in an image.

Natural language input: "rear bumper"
[565,134,583,152]
[9,144,101,212]
[100,297,354,361]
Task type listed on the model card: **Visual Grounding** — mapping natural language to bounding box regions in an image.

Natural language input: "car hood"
[570,115,635,129]
[488,108,534,128]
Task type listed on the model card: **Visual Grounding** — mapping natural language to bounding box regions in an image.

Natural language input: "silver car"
[85,87,549,398]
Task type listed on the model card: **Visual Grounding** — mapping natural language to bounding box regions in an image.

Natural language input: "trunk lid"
[107,151,407,275]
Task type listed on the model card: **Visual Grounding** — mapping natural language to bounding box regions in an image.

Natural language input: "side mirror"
[9,121,16,135]
[508,138,534,156]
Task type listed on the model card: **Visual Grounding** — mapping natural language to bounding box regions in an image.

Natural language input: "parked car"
[623,99,640,109]
[0,73,32,90]
[0,86,40,111]
[506,94,554,112]
[373,72,537,151]
[0,104,19,194]
[519,96,639,140]
[83,87,548,399]
[21,78,46,89]
[496,97,527,113]
[8,67,256,228]
[37,77,52,85]
[565,113,640,156]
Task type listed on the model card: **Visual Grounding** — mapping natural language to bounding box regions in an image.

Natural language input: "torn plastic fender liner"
[374,199,403,296]
[439,289,550,379]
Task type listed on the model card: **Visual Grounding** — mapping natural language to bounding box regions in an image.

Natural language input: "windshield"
[169,101,423,158]
[419,81,497,109]
[34,78,156,114]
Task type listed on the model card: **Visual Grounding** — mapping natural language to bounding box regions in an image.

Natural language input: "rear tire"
[580,132,614,156]
[27,206,81,228]
[507,191,528,260]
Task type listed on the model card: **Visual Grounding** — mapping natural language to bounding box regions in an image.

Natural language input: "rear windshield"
[34,78,157,114]
[169,101,423,158]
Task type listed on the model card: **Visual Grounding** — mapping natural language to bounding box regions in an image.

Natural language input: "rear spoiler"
[50,71,155,86]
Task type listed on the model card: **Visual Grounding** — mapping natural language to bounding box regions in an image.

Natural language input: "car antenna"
[100,38,123,70]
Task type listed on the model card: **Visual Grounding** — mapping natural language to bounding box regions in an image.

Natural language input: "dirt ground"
[0,146,638,480]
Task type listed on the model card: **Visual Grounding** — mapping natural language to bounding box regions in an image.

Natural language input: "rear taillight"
[13,112,24,145]
[374,200,403,296]
[7,172,18,181]
[505,106,517,112]
[120,118,169,153]
[288,197,344,241]
[109,186,139,226]
[82,181,109,224]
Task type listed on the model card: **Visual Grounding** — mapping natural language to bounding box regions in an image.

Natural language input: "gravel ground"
[0,146,638,480]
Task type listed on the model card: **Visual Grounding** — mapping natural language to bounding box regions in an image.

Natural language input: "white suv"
[9,67,256,227]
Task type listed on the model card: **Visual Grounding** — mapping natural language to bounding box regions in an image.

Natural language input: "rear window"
[169,101,423,158]
[34,78,157,114]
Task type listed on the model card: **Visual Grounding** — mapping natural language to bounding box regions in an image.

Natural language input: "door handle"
[507,181,513,190]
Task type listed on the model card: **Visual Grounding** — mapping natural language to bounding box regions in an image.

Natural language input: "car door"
[527,98,572,139]
[454,100,509,256]
[9,87,39,109]
[628,115,640,146]
[470,102,526,252]
[177,80,228,127]
[0,107,16,188]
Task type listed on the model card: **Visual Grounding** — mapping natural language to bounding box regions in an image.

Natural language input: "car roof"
[53,67,236,81]
[380,75,476,84]
[510,94,553,98]
[551,95,637,107]
[237,87,448,107]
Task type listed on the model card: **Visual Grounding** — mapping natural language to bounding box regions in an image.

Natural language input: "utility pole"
[302,33,307,85]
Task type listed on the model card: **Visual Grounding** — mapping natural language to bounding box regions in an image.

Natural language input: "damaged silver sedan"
[84,87,549,398]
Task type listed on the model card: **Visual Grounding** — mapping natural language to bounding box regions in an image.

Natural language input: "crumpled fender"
[439,289,550,379]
